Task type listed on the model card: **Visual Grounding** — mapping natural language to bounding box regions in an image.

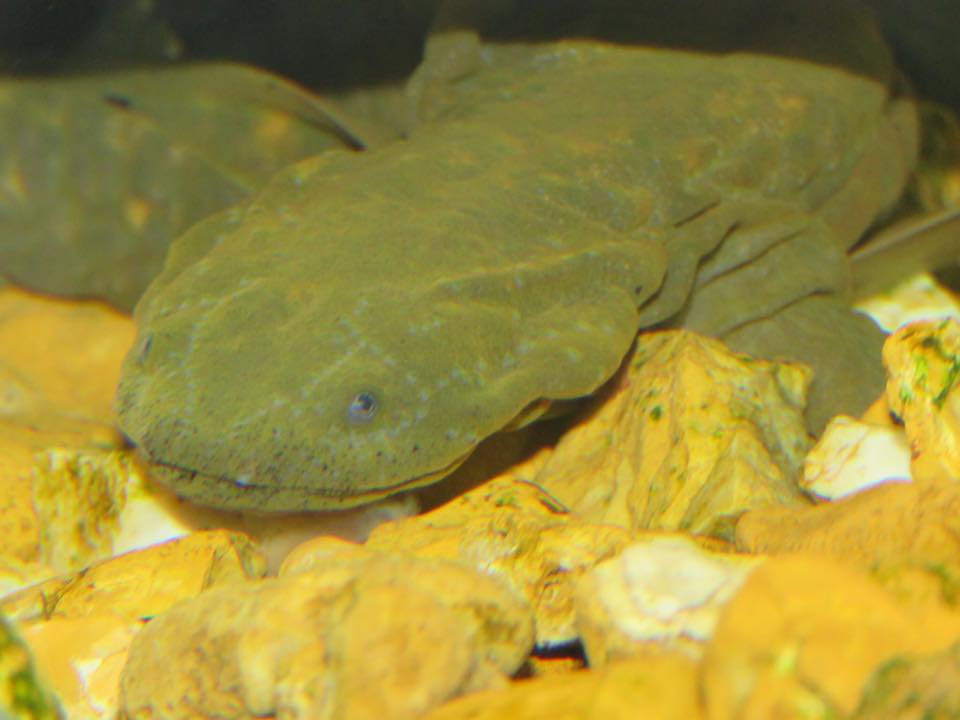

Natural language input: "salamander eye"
[347,391,378,424]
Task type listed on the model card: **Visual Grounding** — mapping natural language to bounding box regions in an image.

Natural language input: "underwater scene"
[1,0,960,717]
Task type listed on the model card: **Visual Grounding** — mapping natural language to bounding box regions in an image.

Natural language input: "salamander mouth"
[140,449,473,513]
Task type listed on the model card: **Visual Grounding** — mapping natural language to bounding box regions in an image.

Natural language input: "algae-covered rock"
[31,448,138,574]
[0,614,61,719]
[119,550,534,720]
[534,330,812,538]
[851,640,960,720]
[701,554,960,718]
[883,318,960,481]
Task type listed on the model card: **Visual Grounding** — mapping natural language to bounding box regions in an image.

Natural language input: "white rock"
[801,415,912,500]
[856,272,960,333]
[575,535,761,663]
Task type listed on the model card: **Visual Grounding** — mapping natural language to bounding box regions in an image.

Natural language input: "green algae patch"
[852,640,960,720]
[0,615,61,719]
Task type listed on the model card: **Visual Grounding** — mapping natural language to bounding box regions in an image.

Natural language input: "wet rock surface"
[3,278,960,715]
[3,272,960,716]
[119,550,534,720]
[363,477,633,648]
[533,330,813,539]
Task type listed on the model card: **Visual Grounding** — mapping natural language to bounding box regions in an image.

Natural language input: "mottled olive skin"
[0,64,356,310]
[116,33,916,511]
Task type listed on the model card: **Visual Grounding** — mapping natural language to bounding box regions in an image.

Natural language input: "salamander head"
[115,271,501,511]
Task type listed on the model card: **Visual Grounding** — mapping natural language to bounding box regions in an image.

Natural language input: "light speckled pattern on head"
[117,37,915,511]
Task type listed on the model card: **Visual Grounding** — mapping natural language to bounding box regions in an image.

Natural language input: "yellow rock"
[0,530,266,624]
[0,288,135,590]
[0,288,134,425]
[859,393,897,426]
[736,476,960,607]
[362,477,632,646]
[883,318,960,481]
[31,448,141,574]
[120,550,534,720]
[22,615,137,720]
[424,650,702,720]
[736,477,956,565]
[851,640,960,719]
[575,535,761,664]
[701,554,960,718]
[0,443,153,595]
[0,433,50,592]
[533,330,812,538]
[0,614,62,719]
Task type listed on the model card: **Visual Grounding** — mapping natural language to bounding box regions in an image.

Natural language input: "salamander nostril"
[136,334,153,364]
